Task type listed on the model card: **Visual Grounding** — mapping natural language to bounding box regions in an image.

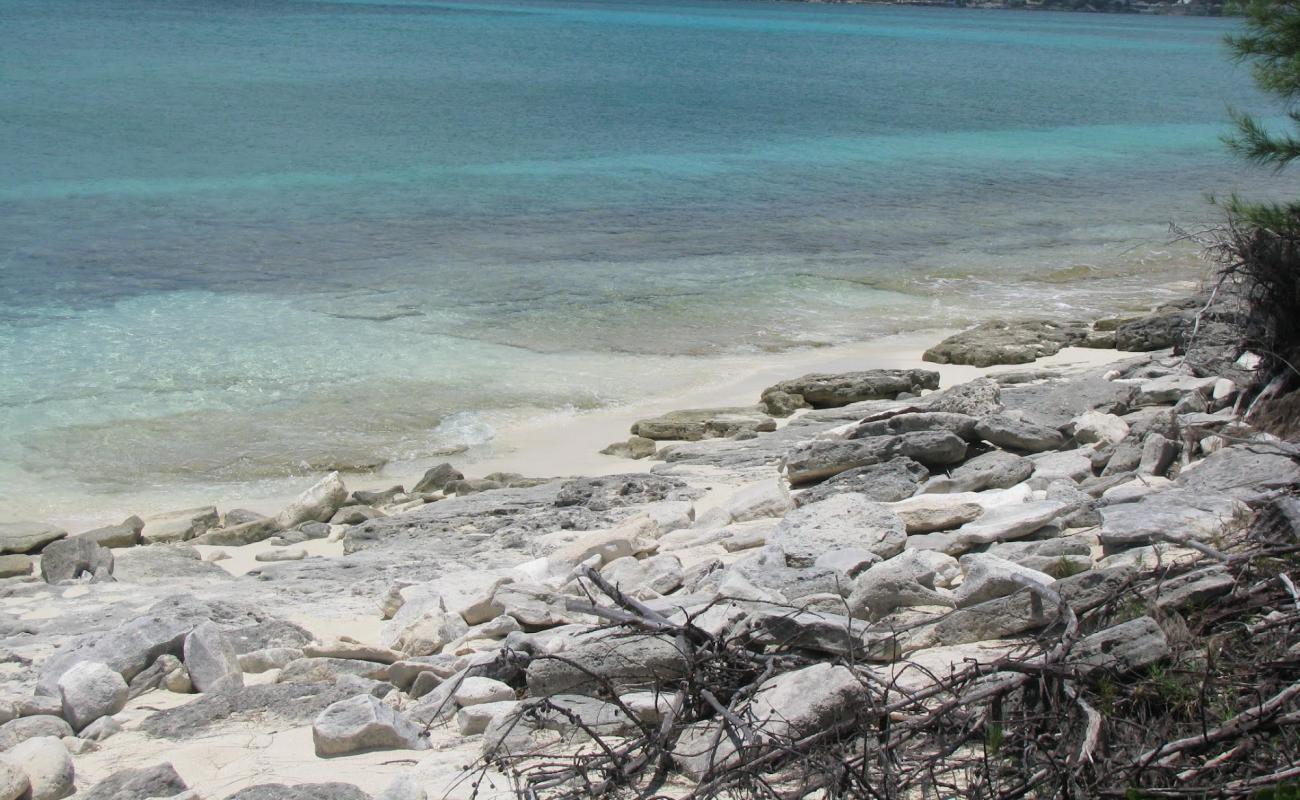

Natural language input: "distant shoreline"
[783,0,1233,16]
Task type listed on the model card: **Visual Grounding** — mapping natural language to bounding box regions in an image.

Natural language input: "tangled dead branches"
[466,493,1300,800]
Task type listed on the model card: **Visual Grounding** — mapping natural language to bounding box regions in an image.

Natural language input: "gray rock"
[275,472,348,529]
[77,716,121,742]
[929,449,1032,493]
[1176,445,1300,498]
[1101,440,1144,477]
[329,506,384,526]
[312,694,428,757]
[1098,489,1252,553]
[1045,480,1100,527]
[254,548,306,563]
[793,458,928,506]
[923,320,1089,367]
[973,414,1065,453]
[4,737,72,800]
[455,700,518,736]
[0,523,66,555]
[481,694,636,756]
[73,519,141,549]
[526,635,688,697]
[1000,376,1136,429]
[923,377,1003,417]
[725,480,793,523]
[278,658,388,685]
[631,408,775,441]
[226,784,370,800]
[57,661,127,731]
[1069,410,1130,447]
[182,622,244,693]
[1028,449,1094,487]
[39,537,114,584]
[907,501,1066,555]
[761,369,939,411]
[0,759,26,800]
[227,619,313,655]
[452,677,514,707]
[554,474,694,511]
[188,517,281,547]
[673,663,866,780]
[847,550,958,621]
[15,698,60,718]
[746,606,895,657]
[492,583,579,629]
[79,764,187,800]
[351,486,404,506]
[953,553,1054,607]
[1146,565,1234,611]
[1136,433,1179,477]
[0,556,33,579]
[600,436,657,459]
[785,432,964,486]
[0,717,73,751]
[1072,616,1169,675]
[891,498,982,534]
[759,389,811,417]
[1115,310,1191,352]
[36,608,199,695]
[238,648,304,674]
[850,412,979,442]
[893,431,969,467]
[412,463,464,494]
[601,554,684,596]
[140,507,218,545]
[902,566,1135,652]
[785,438,896,486]
[770,494,906,567]
[222,508,267,526]
[1133,374,1218,407]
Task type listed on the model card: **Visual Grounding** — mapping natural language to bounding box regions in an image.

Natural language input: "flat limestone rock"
[923,320,1090,367]
[1176,444,1300,498]
[79,763,187,800]
[1000,376,1136,429]
[526,635,689,697]
[312,694,428,757]
[928,450,1032,494]
[785,432,965,487]
[760,369,939,413]
[1098,488,1252,554]
[140,507,218,544]
[906,500,1066,556]
[631,408,775,441]
[769,494,907,566]
[0,555,33,579]
[0,522,66,555]
[793,458,929,507]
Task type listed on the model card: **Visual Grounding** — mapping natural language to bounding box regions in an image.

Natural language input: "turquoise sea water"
[0,0,1289,519]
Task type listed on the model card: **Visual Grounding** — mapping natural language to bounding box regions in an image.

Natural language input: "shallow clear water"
[0,0,1288,519]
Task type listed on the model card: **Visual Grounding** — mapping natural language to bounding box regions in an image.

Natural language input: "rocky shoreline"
[0,295,1294,799]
